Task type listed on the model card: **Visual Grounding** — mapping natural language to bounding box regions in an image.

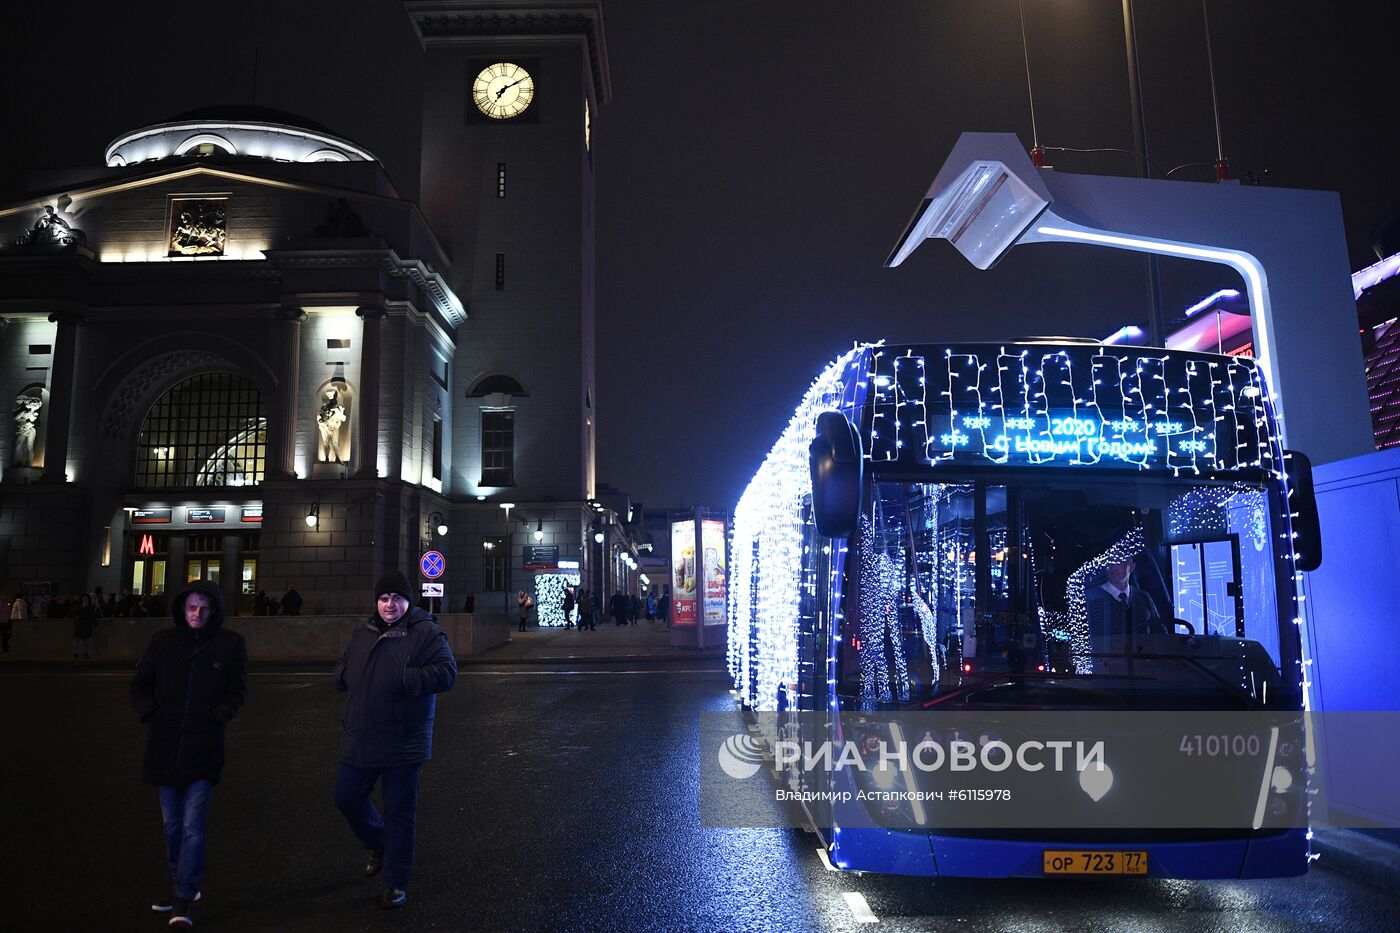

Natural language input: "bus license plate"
[1043,850,1148,875]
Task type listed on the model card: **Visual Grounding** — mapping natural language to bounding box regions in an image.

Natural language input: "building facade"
[0,2,614,617]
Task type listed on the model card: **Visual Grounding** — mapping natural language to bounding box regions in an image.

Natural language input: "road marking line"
[816,847,838,872]
[842,891,878,923]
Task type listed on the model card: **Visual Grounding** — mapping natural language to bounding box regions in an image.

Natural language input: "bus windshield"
[836,474,1300,710]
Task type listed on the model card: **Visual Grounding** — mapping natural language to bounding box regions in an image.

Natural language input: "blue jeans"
[158,780,213,900]
[334,763,421,889]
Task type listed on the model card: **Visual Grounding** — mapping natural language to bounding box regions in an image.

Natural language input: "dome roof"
[105,106,376,168]
[164,105,342,137]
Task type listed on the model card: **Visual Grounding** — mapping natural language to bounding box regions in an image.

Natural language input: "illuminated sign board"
[671,520,697,625]
[139,534,155,555]
[864,345,1280,477]
[523,546,558,570]
[132,508,172,524]
[241,505,263,523]
[186,508,226,524]
[701,518,727,626]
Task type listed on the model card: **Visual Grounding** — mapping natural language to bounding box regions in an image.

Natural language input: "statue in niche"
[12,393,41,467]
[316,384,349,463]
[15,205,86,248]
[312,198,372,238]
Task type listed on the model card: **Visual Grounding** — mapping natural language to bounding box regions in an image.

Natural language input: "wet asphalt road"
[3,660,1398,932]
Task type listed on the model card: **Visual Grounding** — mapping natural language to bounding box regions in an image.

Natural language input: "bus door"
[1170,537,1243,637]
[796,498,834,830]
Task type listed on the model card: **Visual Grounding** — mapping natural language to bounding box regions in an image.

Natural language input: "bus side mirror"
[1284,449,1322,572]
[809,410,863,538]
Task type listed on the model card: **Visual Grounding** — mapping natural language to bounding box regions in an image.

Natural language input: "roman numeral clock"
[472,61,535,120]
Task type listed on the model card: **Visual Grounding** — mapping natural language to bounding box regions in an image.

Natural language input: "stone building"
[0,1,613,616]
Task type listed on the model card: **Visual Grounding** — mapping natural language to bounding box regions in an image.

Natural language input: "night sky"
[3,1,1397,512]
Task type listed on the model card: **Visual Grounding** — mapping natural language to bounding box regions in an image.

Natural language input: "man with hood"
[334,569,457,910]
[130,580,248,928]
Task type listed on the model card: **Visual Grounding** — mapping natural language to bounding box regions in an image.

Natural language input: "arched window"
[174,133,237,157]
[467,374,527,397]
[135,373,267,488]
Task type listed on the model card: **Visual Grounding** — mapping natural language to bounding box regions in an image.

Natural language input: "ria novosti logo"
[717,734,765,780]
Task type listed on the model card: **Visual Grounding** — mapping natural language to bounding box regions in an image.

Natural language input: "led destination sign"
[935,412,1200,465]
[864,344,1280,477]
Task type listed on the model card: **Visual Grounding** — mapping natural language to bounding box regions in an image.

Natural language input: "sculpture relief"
[12,393,41,467]
[15,204,86,248]
[168,198,227,256]
[316,382,351,463]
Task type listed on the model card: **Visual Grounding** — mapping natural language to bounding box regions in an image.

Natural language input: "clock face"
[473,62,535,120]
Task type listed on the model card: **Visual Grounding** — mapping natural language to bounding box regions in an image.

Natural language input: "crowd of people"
[512,586,671,630]
[4,587,171,658]
[252,587,303,616]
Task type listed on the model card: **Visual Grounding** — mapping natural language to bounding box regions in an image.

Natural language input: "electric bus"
[727,340,1320,879]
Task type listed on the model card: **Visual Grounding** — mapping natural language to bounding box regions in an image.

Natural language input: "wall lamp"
[305,501,320,528]
[534,518,544,542]
[429,511,448,537]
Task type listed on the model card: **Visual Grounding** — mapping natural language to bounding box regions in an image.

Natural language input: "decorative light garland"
[532,572,581,627]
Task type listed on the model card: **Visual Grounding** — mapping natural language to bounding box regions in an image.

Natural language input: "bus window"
[838,477,1294,708]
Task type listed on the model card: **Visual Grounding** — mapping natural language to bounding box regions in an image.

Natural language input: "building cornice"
[263,248,466,328]
[404,1,612,104]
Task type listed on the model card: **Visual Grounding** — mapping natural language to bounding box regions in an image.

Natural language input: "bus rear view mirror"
[1284,449,1322,572]
[809,410,863,538]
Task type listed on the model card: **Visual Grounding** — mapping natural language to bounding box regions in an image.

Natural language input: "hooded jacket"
[334,605,457,768]
[129,580,248,787]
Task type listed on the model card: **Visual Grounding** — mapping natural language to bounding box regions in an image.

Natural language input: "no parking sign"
[419,550,445,579]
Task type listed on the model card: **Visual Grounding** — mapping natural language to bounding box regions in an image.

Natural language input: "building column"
[355,304,386,479]
[269,305,307,480]
[42,309,84,483]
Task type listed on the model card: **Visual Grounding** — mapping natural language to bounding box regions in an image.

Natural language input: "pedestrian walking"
[129,581,248,928]
[645,592,657,624]
[562,587,576,629]
[281,587,303,616]
[629,593,641,626]
[578,589,595,631]
[609,591,629,627]
[2,592,24,653]
[72,593,98,657]
[517,590,533,632]
[334,570,457,910]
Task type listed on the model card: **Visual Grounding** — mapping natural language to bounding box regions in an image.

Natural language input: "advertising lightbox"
[671,520,697,625]
[701,518,727,626]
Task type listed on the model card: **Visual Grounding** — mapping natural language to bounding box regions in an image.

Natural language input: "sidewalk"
[462,619,727,664]
[1311,828,1400,893]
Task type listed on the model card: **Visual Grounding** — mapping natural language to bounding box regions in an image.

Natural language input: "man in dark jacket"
[130,580,247,927]
[334,570,457,910]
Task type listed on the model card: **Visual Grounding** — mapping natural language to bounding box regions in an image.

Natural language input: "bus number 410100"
[1179,734,1262,757]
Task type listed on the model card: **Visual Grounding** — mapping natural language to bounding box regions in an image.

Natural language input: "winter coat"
[72,605,97,638]
[334,607,457,768]
[130,581,248,788]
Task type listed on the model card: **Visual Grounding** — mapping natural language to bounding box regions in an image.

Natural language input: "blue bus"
[728,339,1320,879]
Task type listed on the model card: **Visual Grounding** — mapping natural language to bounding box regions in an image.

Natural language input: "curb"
[1311,830,1400,893]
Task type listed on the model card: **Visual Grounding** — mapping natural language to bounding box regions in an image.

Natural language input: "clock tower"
[405,1,611,602]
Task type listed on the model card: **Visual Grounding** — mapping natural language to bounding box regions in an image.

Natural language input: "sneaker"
[364,848,384,878]
[380,888,408,909]
[168,897,194,926]
[152,892,201,912]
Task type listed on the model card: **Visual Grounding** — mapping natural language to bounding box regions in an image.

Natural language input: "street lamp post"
[499,502,515,613]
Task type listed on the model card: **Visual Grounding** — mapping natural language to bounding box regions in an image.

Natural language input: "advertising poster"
[671,520,697,625]
[701,518,727,625]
